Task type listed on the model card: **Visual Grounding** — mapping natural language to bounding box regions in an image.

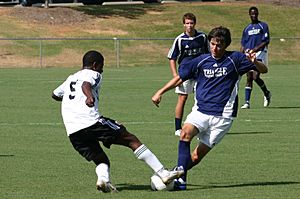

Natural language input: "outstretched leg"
[114,130,184,184]
[175,123,199,190]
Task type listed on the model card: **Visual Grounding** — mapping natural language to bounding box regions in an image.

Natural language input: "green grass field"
[1,2,300,198]
[0,62,299,199]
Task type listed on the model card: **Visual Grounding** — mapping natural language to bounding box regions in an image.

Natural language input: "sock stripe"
[134,144,148,158]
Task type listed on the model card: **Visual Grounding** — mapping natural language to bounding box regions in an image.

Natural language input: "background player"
[52,50,183,193]
[152,26,268,190]
[167,13,209,135]
[240,6,271,109]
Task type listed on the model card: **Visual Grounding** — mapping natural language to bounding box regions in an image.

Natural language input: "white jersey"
[53,69,102,136]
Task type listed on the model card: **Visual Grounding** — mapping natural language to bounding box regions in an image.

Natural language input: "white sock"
[134,144,164,173]
[95,163,110,182]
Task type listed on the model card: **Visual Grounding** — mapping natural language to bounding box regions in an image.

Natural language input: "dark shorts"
[69,117,126,162]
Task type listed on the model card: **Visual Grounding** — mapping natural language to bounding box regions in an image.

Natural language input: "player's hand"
[245,49,256,63]
[152,93,162,107]
[85,97,95,107]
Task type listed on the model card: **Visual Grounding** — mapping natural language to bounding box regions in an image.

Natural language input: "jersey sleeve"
[236,52,257,75]
[167,37,180,60]
[240,27,248,48]
[52,77,69,98]
[178,57,199,81]
[261,22,270,44]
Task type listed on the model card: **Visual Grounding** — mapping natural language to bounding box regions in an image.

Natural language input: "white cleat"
[96,179,117,193]
[241,103,250,109]
[174,129,181,136]
[264,92,272,107]
[156,167,184,184]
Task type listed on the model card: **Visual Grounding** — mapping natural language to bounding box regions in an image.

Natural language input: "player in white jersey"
[152,27,268,190]
[52,50,183,193]
[168,13,209,136]
[240,6,271,109]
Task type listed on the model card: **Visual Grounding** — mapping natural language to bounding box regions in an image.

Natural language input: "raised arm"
[152,75,183,107]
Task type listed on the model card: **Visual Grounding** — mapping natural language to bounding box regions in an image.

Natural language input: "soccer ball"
[150,175,166,191]
[165,179,175,191]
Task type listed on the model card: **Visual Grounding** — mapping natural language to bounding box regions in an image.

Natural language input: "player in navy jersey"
[52,50,183,193]
[152,26,268,190]
[240,6,271,109]
[167,13,209,136]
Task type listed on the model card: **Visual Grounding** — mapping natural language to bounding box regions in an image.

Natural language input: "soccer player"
[240,6,271,109]
[152,26,268,190]
[167,13,209,136]
[52,50,183,193]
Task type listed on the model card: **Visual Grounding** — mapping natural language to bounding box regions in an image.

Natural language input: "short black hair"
[82,50,104,69]
[249,6,259,14]
[182,13,196,24]
[208,26,231,48]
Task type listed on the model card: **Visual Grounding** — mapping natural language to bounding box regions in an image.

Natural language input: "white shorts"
[184,110,233,148]
[256,49,268,66]
[175,79,196,95]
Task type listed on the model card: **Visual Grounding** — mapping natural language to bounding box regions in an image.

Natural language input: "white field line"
[0,119,299,126]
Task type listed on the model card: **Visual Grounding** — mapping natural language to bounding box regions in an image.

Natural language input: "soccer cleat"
[96,179,117,193]
[174,129,181,136]
[173,178,187,191]
[264,92,272,107]
[156,167,184,184]
[241,103,250,109]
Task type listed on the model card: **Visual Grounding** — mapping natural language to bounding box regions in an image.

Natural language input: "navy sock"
[175,118,182,131]
[245,87,252,103]
[177,140,191,182]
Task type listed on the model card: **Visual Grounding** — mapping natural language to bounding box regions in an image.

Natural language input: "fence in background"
[0,37,299,68]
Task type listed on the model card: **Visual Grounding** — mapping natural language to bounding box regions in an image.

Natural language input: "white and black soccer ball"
[150,175,166,191]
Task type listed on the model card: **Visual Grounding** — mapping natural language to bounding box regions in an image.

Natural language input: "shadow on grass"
[189,181,300,190]
[110,181,300,192]
[113,183,150,191]
[268,106,300,109]
[228,131,273,135]
[73,4,165,19]
[0,154,14,157]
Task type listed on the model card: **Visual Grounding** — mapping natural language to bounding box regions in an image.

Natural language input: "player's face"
[183,19,196,35]
[249,9,258,22]
[209,38,226,59]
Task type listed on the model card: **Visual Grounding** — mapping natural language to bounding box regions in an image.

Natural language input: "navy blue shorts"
[69,117,126,162]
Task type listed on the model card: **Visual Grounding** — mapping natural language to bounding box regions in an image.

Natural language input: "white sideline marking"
[0,119,299,126]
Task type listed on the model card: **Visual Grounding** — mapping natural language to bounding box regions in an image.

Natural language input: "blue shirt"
[241,21,270,51]
[168,30,209,64]
[179,51,257,118]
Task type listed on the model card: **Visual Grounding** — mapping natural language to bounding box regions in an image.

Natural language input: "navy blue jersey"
[168,30,209,64]
[178,51,257,118]
[241,21,270,51]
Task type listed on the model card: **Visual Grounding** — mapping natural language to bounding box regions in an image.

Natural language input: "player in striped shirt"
[152,26,268,190]
[167,13,209,136]
[240,6,271,109]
